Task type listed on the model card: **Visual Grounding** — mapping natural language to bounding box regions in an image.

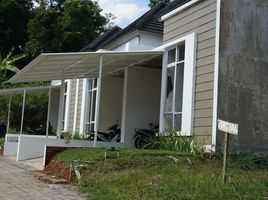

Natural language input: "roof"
[80,26,122,52]
[8,51,163,83]
[83,2,168,51]
[155,0,191,19]
[82,0,191,52]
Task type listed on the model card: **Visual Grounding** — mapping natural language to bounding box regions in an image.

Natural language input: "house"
[7,0,268,153]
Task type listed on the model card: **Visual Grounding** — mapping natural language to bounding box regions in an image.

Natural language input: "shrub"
[145,129,205,155]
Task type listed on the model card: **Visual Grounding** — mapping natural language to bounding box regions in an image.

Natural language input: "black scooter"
[133,123,159,149]
[26,123,52,135]
[89,123,121,142]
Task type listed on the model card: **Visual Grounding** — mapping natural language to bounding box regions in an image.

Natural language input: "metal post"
[20,89,26,135]
[6,96,12,134]
[222,132,229,183]
[94,55,103,147]
[159,51,167,133]
[46,84,52,138]
[57,72,65,137]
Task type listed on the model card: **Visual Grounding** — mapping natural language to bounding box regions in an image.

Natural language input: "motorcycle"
[89,123,121,142]
[26,123,52,135]
[133,123,159,149]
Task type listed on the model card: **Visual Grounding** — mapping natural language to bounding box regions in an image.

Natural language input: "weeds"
[145,129,205,156]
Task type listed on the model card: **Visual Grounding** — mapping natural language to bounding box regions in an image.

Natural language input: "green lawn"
[0,138,4,147]
[58,148,268,200]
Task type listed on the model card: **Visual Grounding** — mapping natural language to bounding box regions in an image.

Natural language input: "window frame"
[159,32,197,136]
[85,78,98,133]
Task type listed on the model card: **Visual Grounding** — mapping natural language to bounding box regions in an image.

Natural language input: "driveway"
[0,157,86,200]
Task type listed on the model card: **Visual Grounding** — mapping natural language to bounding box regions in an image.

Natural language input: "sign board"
[218,120,238,135]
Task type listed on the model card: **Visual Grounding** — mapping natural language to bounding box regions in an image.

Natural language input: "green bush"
[145,129,205,155]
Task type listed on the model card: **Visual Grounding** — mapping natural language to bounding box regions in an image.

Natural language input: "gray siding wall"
[163,0,217,142]
[66,79,84,133]
[76,79,84,132]
[68,80,77,132]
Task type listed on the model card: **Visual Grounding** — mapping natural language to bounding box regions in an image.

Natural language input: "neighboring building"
[61,2,168,146]
[9,0,268,152]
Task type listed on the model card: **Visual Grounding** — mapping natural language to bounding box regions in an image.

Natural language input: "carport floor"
[0,157,86,200]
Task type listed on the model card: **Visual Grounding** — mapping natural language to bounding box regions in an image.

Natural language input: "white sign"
[218,120,238,135]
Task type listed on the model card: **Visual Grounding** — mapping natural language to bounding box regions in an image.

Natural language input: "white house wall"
[111,32,162,51]
[122,66,161,146]
[99,76,124,132]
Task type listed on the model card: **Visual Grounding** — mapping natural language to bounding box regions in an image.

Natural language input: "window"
[62,81,68,131]
[164,43,185,130]
[160,32,196,135]
[85,79,97,133]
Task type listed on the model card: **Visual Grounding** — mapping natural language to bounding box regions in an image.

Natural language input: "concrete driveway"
[0,157,86,200]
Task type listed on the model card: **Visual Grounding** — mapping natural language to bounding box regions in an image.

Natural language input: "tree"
[0,47,26,79]
[25,7,63,57]
[61,0,108,52]
[25,0,110,56]
[0,0,33,56]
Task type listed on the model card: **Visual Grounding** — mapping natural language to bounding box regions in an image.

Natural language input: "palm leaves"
[0,47,26,75]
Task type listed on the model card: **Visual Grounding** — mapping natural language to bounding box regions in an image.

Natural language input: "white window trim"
[159,32,197,135]
[84,79,98,133]
[211,0,222,151]
[161,0,202,21]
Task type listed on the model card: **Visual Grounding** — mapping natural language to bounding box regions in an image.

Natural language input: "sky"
[98,0,150,28]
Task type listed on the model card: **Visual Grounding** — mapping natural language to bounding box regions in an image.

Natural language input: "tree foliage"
[0,47,26,78]
[25,0,109,57]
[0,0,33,56]
[0,0,113,131]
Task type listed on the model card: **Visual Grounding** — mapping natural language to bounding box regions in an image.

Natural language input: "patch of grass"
[57,148,268,200]
[0,138,4,147]
[58,148,192,163]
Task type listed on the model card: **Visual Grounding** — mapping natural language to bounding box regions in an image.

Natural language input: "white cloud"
[97,0,149,27]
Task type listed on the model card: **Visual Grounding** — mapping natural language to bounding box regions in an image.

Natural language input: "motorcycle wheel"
[135,137,147,149]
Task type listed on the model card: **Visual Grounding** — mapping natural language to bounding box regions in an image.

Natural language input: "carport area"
[6,50,163,161]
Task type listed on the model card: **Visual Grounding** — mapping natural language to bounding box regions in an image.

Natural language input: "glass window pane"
[62,96,66,120]
[177,44,185,62]
[87,91,92,122]
[164,114,173,130]
[175,63,184,112]
[93,78,97,88]
[174,114,182,130]
[64,82,68,93]
[91,90,97,121]
[168,48,176,64]
[88,79,93,90]
[165,67,175,112]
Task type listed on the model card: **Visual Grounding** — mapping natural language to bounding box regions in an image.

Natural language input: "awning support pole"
[6,96,12,134]
[57,72,65,137]
[94,55,103,147]
[159,50,168,133]
[20,89,26,135]
[46,83,52,138]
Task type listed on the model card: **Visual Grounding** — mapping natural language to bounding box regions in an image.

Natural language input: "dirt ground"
[44,157,75,181]
[0,147,3,156]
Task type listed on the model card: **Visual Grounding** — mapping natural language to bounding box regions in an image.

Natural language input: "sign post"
[217,120,238,184]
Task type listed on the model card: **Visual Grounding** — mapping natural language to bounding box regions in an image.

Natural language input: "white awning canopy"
[0,85,60,96]
[8,51,163,83]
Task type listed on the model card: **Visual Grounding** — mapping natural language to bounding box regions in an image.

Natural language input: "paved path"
[0,157,86,200]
